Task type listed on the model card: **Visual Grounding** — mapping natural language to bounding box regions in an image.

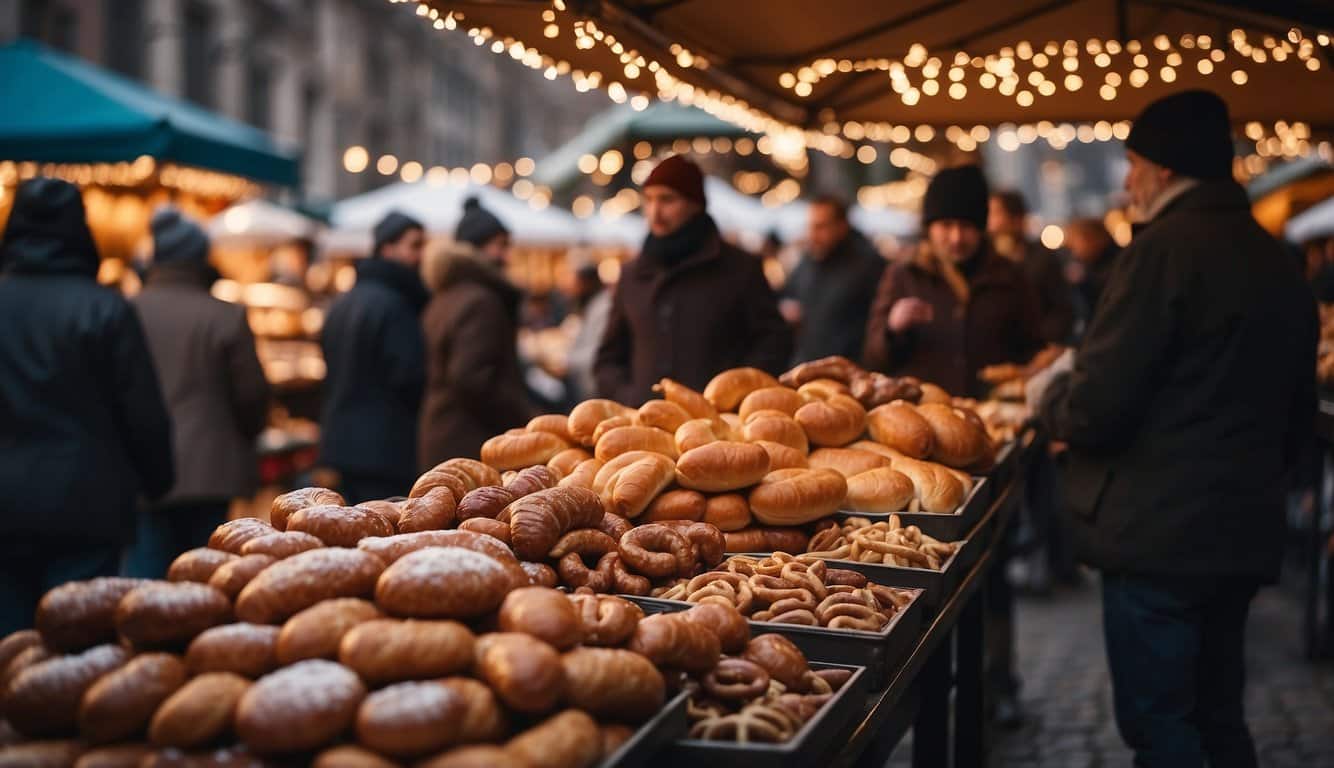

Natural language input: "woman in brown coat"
[418,201,531,465]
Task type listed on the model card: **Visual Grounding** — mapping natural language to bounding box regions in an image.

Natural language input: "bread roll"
[436,458,503,489]
[888,455,965,513]
[754,439,808,470]
[680,602,751,655]
[3,644,130,737]
[235,660,365,754]
[275,598,382,664]
[748,468,847,526]
[557,458,603,490]
[458,518,513,544]
[271,488,346,532]
[2,644,53,691]
[505,486,608,561]
[356,681,466,758]
[78,653,186,743]
[356,500,405,529]
[866,402,935,458]
[313,745,401,768]
[641,489,707,523]
[738,386,806,421]
[439,677,508,743]
[807,447,893,478]
[919,382,952,404]
[235,548,385,625]
[167,548,237,584]
[743,634,810,691]
[239,531,324,560]
[560,648,665,723]
[420,746,524,768]
[482,431,570,471]
[675,441,771,492]
[594,426,677,463]
[376,547,525,619]
[596,451,676,519]
[795,393,867,447]
[626,613,720,672]
[397,487,458,533]
[358,529,516,566]
[73,744,153,768]
[703,367,780,412]
[186,623,280,678]
[207,554,276,600]
[504,710,601,768]
[527,414,574,444]
[796,377,851,399]
[0,630,41,674]
[35,578,144,652]
[634,400,692,433]
[0,741,83,767]
[473,633,563,715]
[410,467,472,502]
[115,583,232,650]
[762,527,811,554]
[547,448,593,480]
[498,587,583,651]
[339,619,475,686]
[742,413,809,453]
[703,494,752,531]
[208,518,278,554]
[916,403,992,469]
[286,505,396,547]
[568,399,635,446]
[147,672,249,749]
[673,418,732,454]
[845,467,916,513]
[504,465,561,498]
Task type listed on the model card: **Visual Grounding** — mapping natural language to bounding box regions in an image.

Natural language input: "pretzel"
[600,552,652,596]
[778,559,828,601]
[723,556,761,577]
[568,593,643,647]
[816,591,886,631]
[619,525,696,579]
[701,659,770,702]
[558,552,613,592]
[688,702,801,743]
[748,574,816,607]
[870,583,913,610]
[652,580,689,601]
[548,529,618,560]
[752,607,819,626]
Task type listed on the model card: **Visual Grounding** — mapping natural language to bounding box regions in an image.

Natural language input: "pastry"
[3,644,131,737]
[147,672,249,749]
[527,414,574,444]
[207,554,276,600]
[115,582,232,650]
[675,441,771,492]
[482,431,570,471]
[498,588,584,651]
[738,386,805,421]
[794,393,866,447]
[806,447,892,478]
[560,648,665,723]
[635,400,692,433]
[167,548,238,584]
[742,634,809,691]
[703,367,780,411]
[473,633,564,715]
[234,660,365,754]
[556,458,603,490]
[457,517,513,544]
[2,644,53,691]
[779,355,861,388]
[748,468,847,526]
[652,379,718,421]
[35,578,144,652]
[505,486,606,561]
[437,458,503,489]
[356,500,404,529]
[239,531,324,560]
[618,524,695,579]
[271,488,346,532]
[567,594,643,647]
[275,598,383,664]
[674,418,734,454]
[866,402,935,459]
[185,623,280,678]
[520,561,559,587]
[78,653,187,743]
[375,547,525,619]
[208,518,278,554]
[641,489,707,523]
[504,465,561,498]
[235,548,385,625]
[504,709,601,768]
[0,630,41,674]
[627,613,720,672]
[753,440,808,471]
[358,529,516,566]
[594,426,678,462]
[410,467,472,502]
[547,448,594,480]
[356,681,465,757]
[339,619,475,686]
[286,505,395,547]
[703,494,752,531]
[741,413,809,453]
[568,399,636,446]
[596,452,676,519]
[396,487,458,533]
[439,677,508,743]
[680,603,750,654]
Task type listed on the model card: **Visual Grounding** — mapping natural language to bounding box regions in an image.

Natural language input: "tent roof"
[426,1,1334,131]
[0,40,298,186]
[1247,156,1334,200]
[1286,194,1334,243]
[208,199,322,247]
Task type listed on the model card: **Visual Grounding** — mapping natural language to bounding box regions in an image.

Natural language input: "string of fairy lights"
[0,157,261,201]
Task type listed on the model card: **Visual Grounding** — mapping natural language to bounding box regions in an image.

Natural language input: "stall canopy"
[0,40,299,186]
[426,1,1334,132]
[1286,195,1334,244]
[208,199,323,248]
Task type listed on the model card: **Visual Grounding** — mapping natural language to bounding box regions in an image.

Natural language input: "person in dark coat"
[594,155,791,405]
[781,195,886,364]
[0,178,174,633]
[320,211,428,502]
[124,208,270,578]
[1032,90,1317,768]
[418,199,531,465]
[1064,217,1121,340]
[863,165,1043,399]
[989,189,1076,344]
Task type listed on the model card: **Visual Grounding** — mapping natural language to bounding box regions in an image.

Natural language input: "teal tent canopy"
[0,39,299,187]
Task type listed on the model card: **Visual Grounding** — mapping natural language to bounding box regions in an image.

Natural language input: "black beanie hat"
[0,177,99,276]
[372,210,424,257]
[151,206,210,264]
[1125,89,1234,180]
[922,165,989,230]
[455,196,510,248]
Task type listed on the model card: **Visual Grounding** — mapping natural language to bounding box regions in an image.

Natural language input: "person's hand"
[779,299,803,325]
[1024,349,1075,407]
[888,298,934,333]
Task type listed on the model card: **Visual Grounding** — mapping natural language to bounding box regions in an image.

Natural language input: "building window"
[247,57,272,130]
[183,1,214,108]
[23,0,79,53]
[103,0,144,79]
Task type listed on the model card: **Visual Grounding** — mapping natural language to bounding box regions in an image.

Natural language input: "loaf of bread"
[397,487,458,533]
[527,414,575,444]
[845,467,916,513]
[738,386,805,421]
[78,653,187,743]
[652,379,718,421]
[594,426,678,463]
[807,447,892,478]
[207,554,276,600]
[166,548,237,584]
[916,403,993,469]
[635,400,693,433]
[208,518,278,554]
[626,613,720,672]
[115,582,232,650]
[275,598,383,664]
[560,648,666,723]
[703,367,780,411]
[147,672,249,749]
[675,441,771,492]
[239,531,324,560]
[339,619,475,685]
[703,494,753,532]
[3,644,130,737]
[748,468,848,526]
[866,402,935,458]
[313,745,402,768]
[642,489,707,523]
[557,458,603,490]
[235,548,385,625]
[497,587,583,651]
[568,399,636,446]
[185,623,280,678]
[286,504,395,548]
[473,633,564,715]
[356,680,466,758]
[375,547,525,619]
[356,499,405,529]
[235,660,366,754]
[482,431,570,471]
[358,529,516,566]
[794,393,866,447]
[505,486,606,561]
[504,710,602,768]
[754,439,809,470]
[35,578,145,652]
[596,451,677,519]
[271,488,346,532]
[673,417,735,454]
[742,412,809,453]
[547,448,593,480]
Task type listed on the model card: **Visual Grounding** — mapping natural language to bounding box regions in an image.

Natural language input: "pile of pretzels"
[807,515,961,570]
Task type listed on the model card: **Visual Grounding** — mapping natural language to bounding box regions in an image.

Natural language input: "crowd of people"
[0,88,1320,768]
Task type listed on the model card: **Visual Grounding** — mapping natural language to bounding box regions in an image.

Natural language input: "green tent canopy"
[0,39,299,187]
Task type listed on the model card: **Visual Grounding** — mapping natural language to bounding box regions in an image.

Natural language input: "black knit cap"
[0,176,99,276]
[921,165,990,230]
[150,206,210,264]
[455,196,510,248]
[1125,89,1234,180]
[372,210,424,257]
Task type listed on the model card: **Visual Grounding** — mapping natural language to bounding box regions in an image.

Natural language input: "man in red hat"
[594,155,790,404]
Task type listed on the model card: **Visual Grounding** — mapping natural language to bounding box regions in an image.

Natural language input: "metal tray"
[834,476,990,541]
[659,662,869,768]
[622,588,924,690]
[599,687,691,768]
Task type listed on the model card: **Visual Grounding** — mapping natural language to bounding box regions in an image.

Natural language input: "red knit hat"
[643,154,706,205]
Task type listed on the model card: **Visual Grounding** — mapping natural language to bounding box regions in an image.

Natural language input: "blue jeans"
[121,500,230,579]
[0,536,121,636]
[1102,572,1260,768]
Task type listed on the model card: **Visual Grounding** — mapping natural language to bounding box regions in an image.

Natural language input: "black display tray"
[623,587,923,689]
[834,475,989,541]
[658,662,869,768]
[599,687,691,768]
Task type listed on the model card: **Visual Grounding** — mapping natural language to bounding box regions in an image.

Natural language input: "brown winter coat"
[863,243,1042,398]
[594,231,792,406]
[133,263,269,503]
[418,246,531,467]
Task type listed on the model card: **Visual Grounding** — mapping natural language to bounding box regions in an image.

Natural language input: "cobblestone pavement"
[890,580,1334,766]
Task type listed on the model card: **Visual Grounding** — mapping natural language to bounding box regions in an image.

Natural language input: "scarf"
[640,212,718,269]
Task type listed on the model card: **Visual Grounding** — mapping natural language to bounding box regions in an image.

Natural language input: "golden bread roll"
[482,431,570,472]
[0,741,84,767]
[557,458,603,490]
[916,403,993,469]
[421,746,524,768]
[748,468,848,526]
[596,452,676,519]
[505,486,607,561]
[527,414,574,444]
[356,681,466,758]
[547,448,593,479]
[738,386,805,421]
[339,619,475,685]
[504,710,602,768]
[703,494,753,532]
[356,500,404,529]
[634,400,692,433]
[235,660,365,754]
[641,489,707,523]
[807,447,893,478]
[313,745,401,768]
[207,554,276,600]
[73,744,153,768]
[438,458,503,489]
[673,418,733,454]
[376,547,525,619]
[185,623,280,678]
[235,548,385,625]
[0,629,41,673]
[779,356,861,387]
[397,487,458,534]
[35,578,145,652]
[239,531,324,560]
[626,613,720,672]
[652,378,717,421]
[675,441,772,492]
[680,602,751,655]
[888,455,965,513]
[567,399,635,446]
[866,401,935,458]
[440,677,509,743]
[271,488,346,532]
[78,653,187,744]
[275,598,383,664]
[208,518,278,554]
[846,439,896,459]
[794,393,867,447]
[919,382,952,404]
[410,467,472,502]
[358,529,516,567]
[560,648,665,723]
[115,583,232,650]
[590,416,634,444]
[754,439,808,470]
[796,378,851,399]
[473,633,564,715]
[166,548,237,584]
[4,644,131,737]
[498,587,584,651]
[594,425,678,463]
[148,672,249,749]
[286,505,395,548]
[703,367,780,412]
[845,467,916,513]
[741,413,809,453]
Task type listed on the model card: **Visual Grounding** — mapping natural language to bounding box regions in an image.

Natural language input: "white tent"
[207,199,320,248]
[582,211,647,247]
[702,177,775,249]
[1287,196,1334,244]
